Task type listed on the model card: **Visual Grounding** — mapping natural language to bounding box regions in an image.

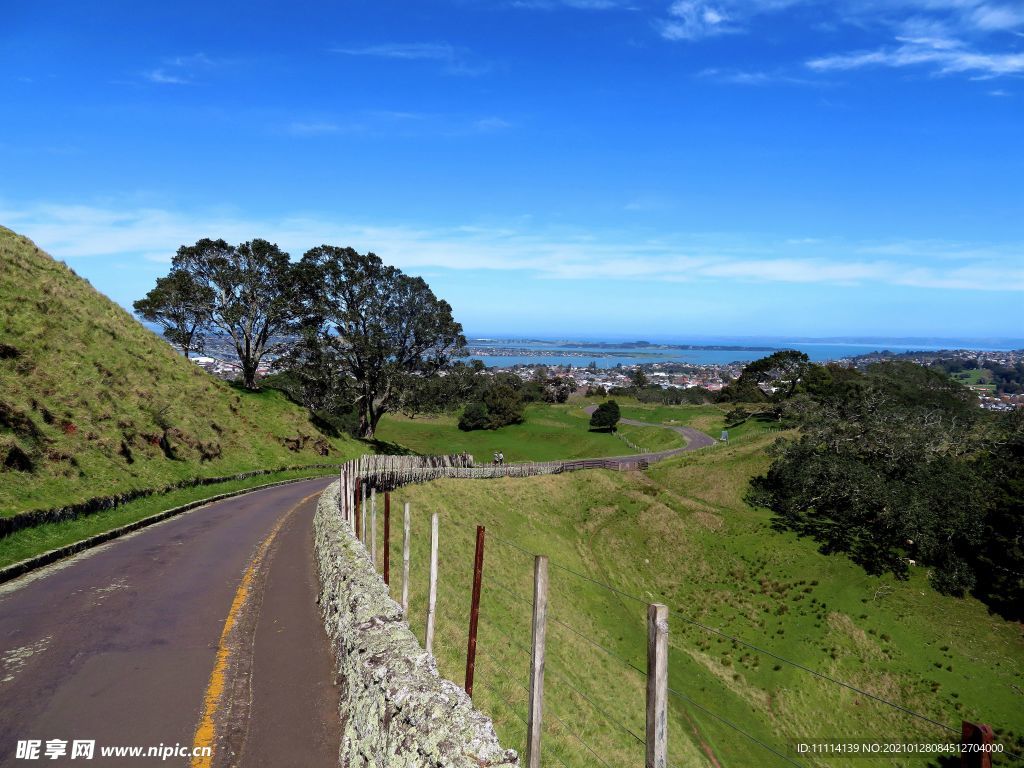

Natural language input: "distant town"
[182,333,1024,411]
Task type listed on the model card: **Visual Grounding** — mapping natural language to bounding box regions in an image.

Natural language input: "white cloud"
[145,69,189,85]
[808,36,1024,76]
[2,201,1021,292]
[659,1,736,40]
[333,43,457,60]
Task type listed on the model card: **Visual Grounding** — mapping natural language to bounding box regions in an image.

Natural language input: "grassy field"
[0,226,362,514]
[375,403,680,462]
[0,467,336,568]
[369,431,1024,767]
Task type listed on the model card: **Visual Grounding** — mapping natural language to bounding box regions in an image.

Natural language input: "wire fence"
[337,456,1020,768]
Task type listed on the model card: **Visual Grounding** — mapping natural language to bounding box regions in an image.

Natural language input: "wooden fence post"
[646,603,668,768]
[961,721,994,768]
[426,512,439,654]
[525,555,549,768]
[370,487,377,567]
[402,502,411,615]
[354,477,362,540]
[360,483,367,545]
[464,525,486,696]
[384,492,391,586]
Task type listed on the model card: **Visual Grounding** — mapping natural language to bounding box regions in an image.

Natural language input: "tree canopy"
[296,245,466,439]
[133,270,213,358]
[589,400,621,432]
[169,238,298,389]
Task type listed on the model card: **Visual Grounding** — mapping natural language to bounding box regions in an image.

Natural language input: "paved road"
[581,405,718,460]
[0,476,339,768]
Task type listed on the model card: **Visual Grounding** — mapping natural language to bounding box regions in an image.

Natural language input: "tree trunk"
[241,359,259,390]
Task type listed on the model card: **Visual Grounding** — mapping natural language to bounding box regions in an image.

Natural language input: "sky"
[1,0,1022,340]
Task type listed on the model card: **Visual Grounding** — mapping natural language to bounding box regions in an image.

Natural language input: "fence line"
[336,454,1000,768]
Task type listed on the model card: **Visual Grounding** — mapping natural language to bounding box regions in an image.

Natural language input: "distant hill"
[0,226,358,514]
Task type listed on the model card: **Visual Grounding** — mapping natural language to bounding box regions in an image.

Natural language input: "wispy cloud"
[807,36,1024,77]
[3,201,1021,292]
[143,52,218,86]
[145,69,189,85]
[332,42,489,75]
[659,1,736,41]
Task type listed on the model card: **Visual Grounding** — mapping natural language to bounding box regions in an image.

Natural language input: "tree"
[631,368,648,387]
[171,238,297,389]
[133,270,213,358]
[458,401,491,431]
[590,400,621,432]
[298,246,466,439]
[483,382,525,428]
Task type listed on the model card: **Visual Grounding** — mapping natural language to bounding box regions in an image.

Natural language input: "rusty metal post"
[961,721,994,768]
[383,492,391,586]
[464,525,486,696]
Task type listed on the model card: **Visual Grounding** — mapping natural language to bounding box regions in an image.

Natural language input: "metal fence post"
[465,526,486,696]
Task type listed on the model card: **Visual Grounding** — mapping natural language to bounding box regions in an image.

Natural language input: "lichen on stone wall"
[315,481,519,767]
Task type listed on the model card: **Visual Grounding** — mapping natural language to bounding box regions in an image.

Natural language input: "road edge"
[0,473,338,586]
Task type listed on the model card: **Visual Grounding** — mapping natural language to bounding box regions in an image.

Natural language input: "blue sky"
[1,0,1022,339]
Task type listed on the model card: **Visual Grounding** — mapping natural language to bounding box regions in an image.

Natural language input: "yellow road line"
[191,489,321,768]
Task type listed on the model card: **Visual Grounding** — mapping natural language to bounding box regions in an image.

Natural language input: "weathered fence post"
[402,502,411,615]
[384,492,391,586]
[354,477,362,540]
[464,525,486,696]
[961,721,994,768]
[646,603,668,768]
[360,483,367,545]
[426,512,439,654]
[525,555,549,768]
[370,487,377,567]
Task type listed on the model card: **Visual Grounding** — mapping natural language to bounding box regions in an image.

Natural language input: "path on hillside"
[581,405,718,459]
[0,477,339,768]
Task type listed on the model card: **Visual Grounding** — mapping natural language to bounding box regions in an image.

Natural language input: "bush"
[589,400,621,432]
[458,402,490,431]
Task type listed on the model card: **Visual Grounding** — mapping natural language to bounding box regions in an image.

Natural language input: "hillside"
[384,431,1024,767]
[0,226,358,514]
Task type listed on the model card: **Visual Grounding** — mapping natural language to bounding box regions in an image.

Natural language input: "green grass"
[375,403,679,462]
[371,432,1024,767]
[0,467,336,568]
[0,226,363,514]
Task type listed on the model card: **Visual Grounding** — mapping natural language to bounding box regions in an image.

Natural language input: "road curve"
[0,476,339,768]
[581,405,718,460]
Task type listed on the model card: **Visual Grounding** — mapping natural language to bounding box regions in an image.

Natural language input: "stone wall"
[315,481,519,767]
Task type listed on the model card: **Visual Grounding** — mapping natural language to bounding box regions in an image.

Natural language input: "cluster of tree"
[597,366,714,405]
[589,400,621,431]
[746,360,1023,618]
[135,239,466,439]
[931,356,1024,396]
[454,370,577,431]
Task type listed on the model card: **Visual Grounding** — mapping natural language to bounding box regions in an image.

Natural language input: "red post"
[961,721,994,768]
[383,492,391,586]
[464,525,486,696]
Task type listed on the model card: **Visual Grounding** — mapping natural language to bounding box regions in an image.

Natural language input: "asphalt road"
[581,405,719,458]
[0,476,339,768]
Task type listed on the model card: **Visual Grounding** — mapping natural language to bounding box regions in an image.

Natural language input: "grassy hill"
[0,226,360,514]
[379,431,1024,767]
[375,403,683,461]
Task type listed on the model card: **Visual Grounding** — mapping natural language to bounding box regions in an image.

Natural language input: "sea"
[460,338,1023,369]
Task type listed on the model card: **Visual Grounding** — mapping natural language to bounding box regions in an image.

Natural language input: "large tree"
[298,245,466,439]
[133,270,213,358]
[171,238,297,389]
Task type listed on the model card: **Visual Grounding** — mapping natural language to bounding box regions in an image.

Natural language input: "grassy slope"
[375,403,680,462]
[379,432,1024,767]
[0,226,361,514]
